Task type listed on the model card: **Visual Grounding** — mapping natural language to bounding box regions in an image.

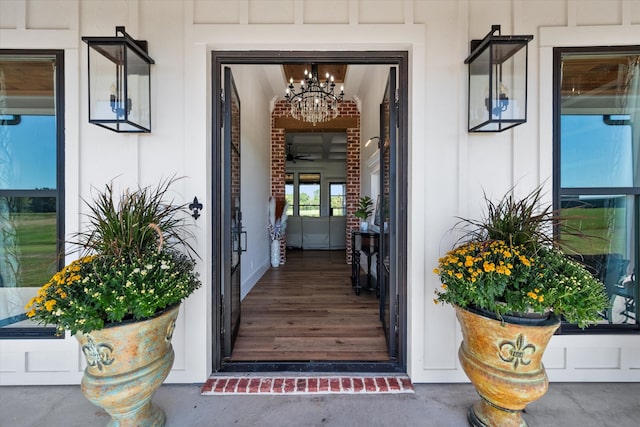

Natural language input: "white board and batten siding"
[0,0,638,385]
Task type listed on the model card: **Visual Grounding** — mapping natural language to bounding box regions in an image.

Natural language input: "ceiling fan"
[286,143,314,162]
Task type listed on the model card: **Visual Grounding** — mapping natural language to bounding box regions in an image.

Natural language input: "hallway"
[230,250,389,361]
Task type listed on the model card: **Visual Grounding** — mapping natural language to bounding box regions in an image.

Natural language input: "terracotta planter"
[75,304,180,427]
[455,305,560,427]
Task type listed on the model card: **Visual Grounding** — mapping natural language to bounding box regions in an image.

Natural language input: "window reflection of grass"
[13,212,58,287]
[560,207,626,255]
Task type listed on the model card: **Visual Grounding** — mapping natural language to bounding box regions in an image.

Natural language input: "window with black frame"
[0,51,64,337]
[285,173,294,216]
[329,182,346,216]
[554,46,639,329]
[298,173,321,217]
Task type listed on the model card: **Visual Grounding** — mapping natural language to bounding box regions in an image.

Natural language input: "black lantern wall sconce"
[464,25,533,132]
[82,26,155,133]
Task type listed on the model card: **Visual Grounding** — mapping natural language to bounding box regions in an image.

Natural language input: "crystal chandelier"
[285,64,344,126]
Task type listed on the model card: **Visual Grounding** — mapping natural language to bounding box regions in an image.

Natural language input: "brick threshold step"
[201,375,414,395]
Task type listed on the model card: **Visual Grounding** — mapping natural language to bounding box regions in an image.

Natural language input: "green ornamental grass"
[25,177,201,335]
[433,186,608,328]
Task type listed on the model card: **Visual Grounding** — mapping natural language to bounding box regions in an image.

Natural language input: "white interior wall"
[1,0,639,386]
[358,66,389,200]
[228,65,273,299]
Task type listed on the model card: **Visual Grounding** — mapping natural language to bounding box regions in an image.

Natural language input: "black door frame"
[211,50,409,373]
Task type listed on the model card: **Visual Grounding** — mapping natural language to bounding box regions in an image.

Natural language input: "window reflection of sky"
[330,183,345,196]
[1,115,56,190]
[561,115,633,188]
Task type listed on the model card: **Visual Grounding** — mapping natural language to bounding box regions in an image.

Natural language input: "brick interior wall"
[271,100,361,264]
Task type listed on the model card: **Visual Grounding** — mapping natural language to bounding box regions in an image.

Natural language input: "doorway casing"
[211,51,408,374]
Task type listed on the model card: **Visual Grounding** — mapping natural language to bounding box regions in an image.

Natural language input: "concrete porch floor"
[2,382,639,426]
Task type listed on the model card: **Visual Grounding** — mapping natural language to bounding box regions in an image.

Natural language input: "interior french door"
[222,67,243,359]
[379,67,399,359]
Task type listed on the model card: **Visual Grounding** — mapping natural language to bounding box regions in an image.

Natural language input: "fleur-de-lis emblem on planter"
[166,319,176,341]
[82,336,115,371]
[498,334,536,369]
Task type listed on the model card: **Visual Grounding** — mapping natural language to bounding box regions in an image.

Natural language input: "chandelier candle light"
[285,64,344,126]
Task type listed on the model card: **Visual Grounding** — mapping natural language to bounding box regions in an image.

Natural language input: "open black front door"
[379,67,398,359]
[222,67,243,359]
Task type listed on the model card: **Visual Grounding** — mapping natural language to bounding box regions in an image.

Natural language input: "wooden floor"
[230,249,389,362]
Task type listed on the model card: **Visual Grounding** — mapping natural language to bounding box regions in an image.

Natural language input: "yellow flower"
[25,297,37,310]
[538,295,544,303]
[44,300,57,312]
[433,268,440,274]
[433,299,439,305]
[441,284,448,289]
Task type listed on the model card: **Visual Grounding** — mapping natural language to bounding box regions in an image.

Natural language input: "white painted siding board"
[576,0,622,25]
[0,29,77,47]
[193,0,241,24]
[26,351,71,372]
[358,0,404,24]
[633,0,640,23]
[420,0,464,372]
[625,346,640,369]
[26,0,74,29]
[571,347,622,370]
[413,0,460,25]
[79,0,128,34]
[468,0,512,36]
[542,347,567,370]
[304,0,350,24]
[248,0,295,24]
[0,351,19,373]
[0,0,18,29]
[521,0,567,28]
[539,24,640,46]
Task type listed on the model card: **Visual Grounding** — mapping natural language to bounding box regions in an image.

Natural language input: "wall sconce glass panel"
[83,26,154,133]
[465,25,533,132]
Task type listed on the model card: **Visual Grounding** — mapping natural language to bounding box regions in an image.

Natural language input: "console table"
[351,230,380,296]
